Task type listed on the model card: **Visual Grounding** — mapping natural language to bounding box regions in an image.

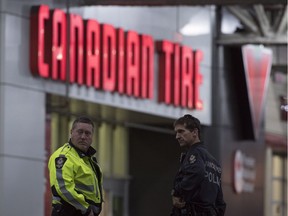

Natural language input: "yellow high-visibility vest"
[48,143,103,214]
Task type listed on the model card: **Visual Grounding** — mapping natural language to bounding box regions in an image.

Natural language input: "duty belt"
[171,204,218,216]
[187,203,218,216]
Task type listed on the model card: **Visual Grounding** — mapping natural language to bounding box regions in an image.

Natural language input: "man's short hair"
[72,116,94,130]
[174,114,201,137]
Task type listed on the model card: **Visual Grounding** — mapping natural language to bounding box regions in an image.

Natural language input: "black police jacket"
[172,142,226,215]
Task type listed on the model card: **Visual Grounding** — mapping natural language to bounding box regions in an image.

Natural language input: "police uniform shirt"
[172,142,226,212]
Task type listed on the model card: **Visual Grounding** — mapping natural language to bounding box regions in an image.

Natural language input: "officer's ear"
[192,128,199,137]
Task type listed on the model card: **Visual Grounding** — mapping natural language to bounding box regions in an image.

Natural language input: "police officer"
[171,114,226,216]
[48,116,103,216]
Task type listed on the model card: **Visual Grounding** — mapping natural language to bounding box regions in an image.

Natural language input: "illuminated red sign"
[30,5,204,109]
[242,45,272,139]
[157,41,203,109]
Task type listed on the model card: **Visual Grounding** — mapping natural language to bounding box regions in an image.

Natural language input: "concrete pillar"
[0,86,46,216]
[112,125,128,176]
[99,122,113,176]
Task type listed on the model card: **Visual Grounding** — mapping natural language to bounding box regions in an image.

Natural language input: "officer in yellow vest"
[48,116,103,216]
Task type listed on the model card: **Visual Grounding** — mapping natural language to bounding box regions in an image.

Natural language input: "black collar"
[69,139,96,158]
[188,141,204,151]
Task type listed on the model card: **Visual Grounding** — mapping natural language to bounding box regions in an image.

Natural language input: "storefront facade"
[0,1,286,216]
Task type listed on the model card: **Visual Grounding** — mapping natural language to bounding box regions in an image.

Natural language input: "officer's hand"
[172,196,186,208]
[88,210,94,216]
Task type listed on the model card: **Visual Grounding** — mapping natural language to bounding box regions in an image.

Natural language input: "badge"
[189,154,196,164]
[55,157,67,169]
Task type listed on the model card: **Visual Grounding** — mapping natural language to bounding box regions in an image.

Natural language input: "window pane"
[101,190,111,216]
[113,196,123,216]
[273,155,283,177]
[272,203,282,216]
[272,180,283,201]
[284,157,287,179]
[285,182,287,203]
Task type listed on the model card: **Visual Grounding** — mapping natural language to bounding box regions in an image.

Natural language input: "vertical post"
[211,5,222,127]
[209,5,222,160]
[65,0,70,102]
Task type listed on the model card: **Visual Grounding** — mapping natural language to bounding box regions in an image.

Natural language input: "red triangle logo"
[242,45,272,140]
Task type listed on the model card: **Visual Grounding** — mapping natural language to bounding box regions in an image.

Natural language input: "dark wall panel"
[129,128,181,216]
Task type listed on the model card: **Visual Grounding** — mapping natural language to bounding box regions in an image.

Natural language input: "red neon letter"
[156,40,173,104]
[101,24,116,92]
[69,14,84,85]
[116,28,125,94]
[193,50,203,110]
[30,5,50,78]
[172,43,180,106]
[126,31,140,97]
[49,8,66,81]
[84,19,101,88]
[140,35,154,99]
[181,46,194,109]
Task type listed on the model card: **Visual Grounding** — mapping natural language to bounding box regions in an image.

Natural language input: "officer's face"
[174,124,197,147]
[70,122,94,152]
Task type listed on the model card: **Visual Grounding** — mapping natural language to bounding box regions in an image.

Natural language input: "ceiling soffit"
[219,5,287,45]
[79,0,286,6]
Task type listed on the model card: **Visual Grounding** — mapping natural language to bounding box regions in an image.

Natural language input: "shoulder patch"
[55,157,67,169]
[189,154,196,164]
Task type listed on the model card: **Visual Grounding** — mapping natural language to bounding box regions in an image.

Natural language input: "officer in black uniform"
[171,114,226,216]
